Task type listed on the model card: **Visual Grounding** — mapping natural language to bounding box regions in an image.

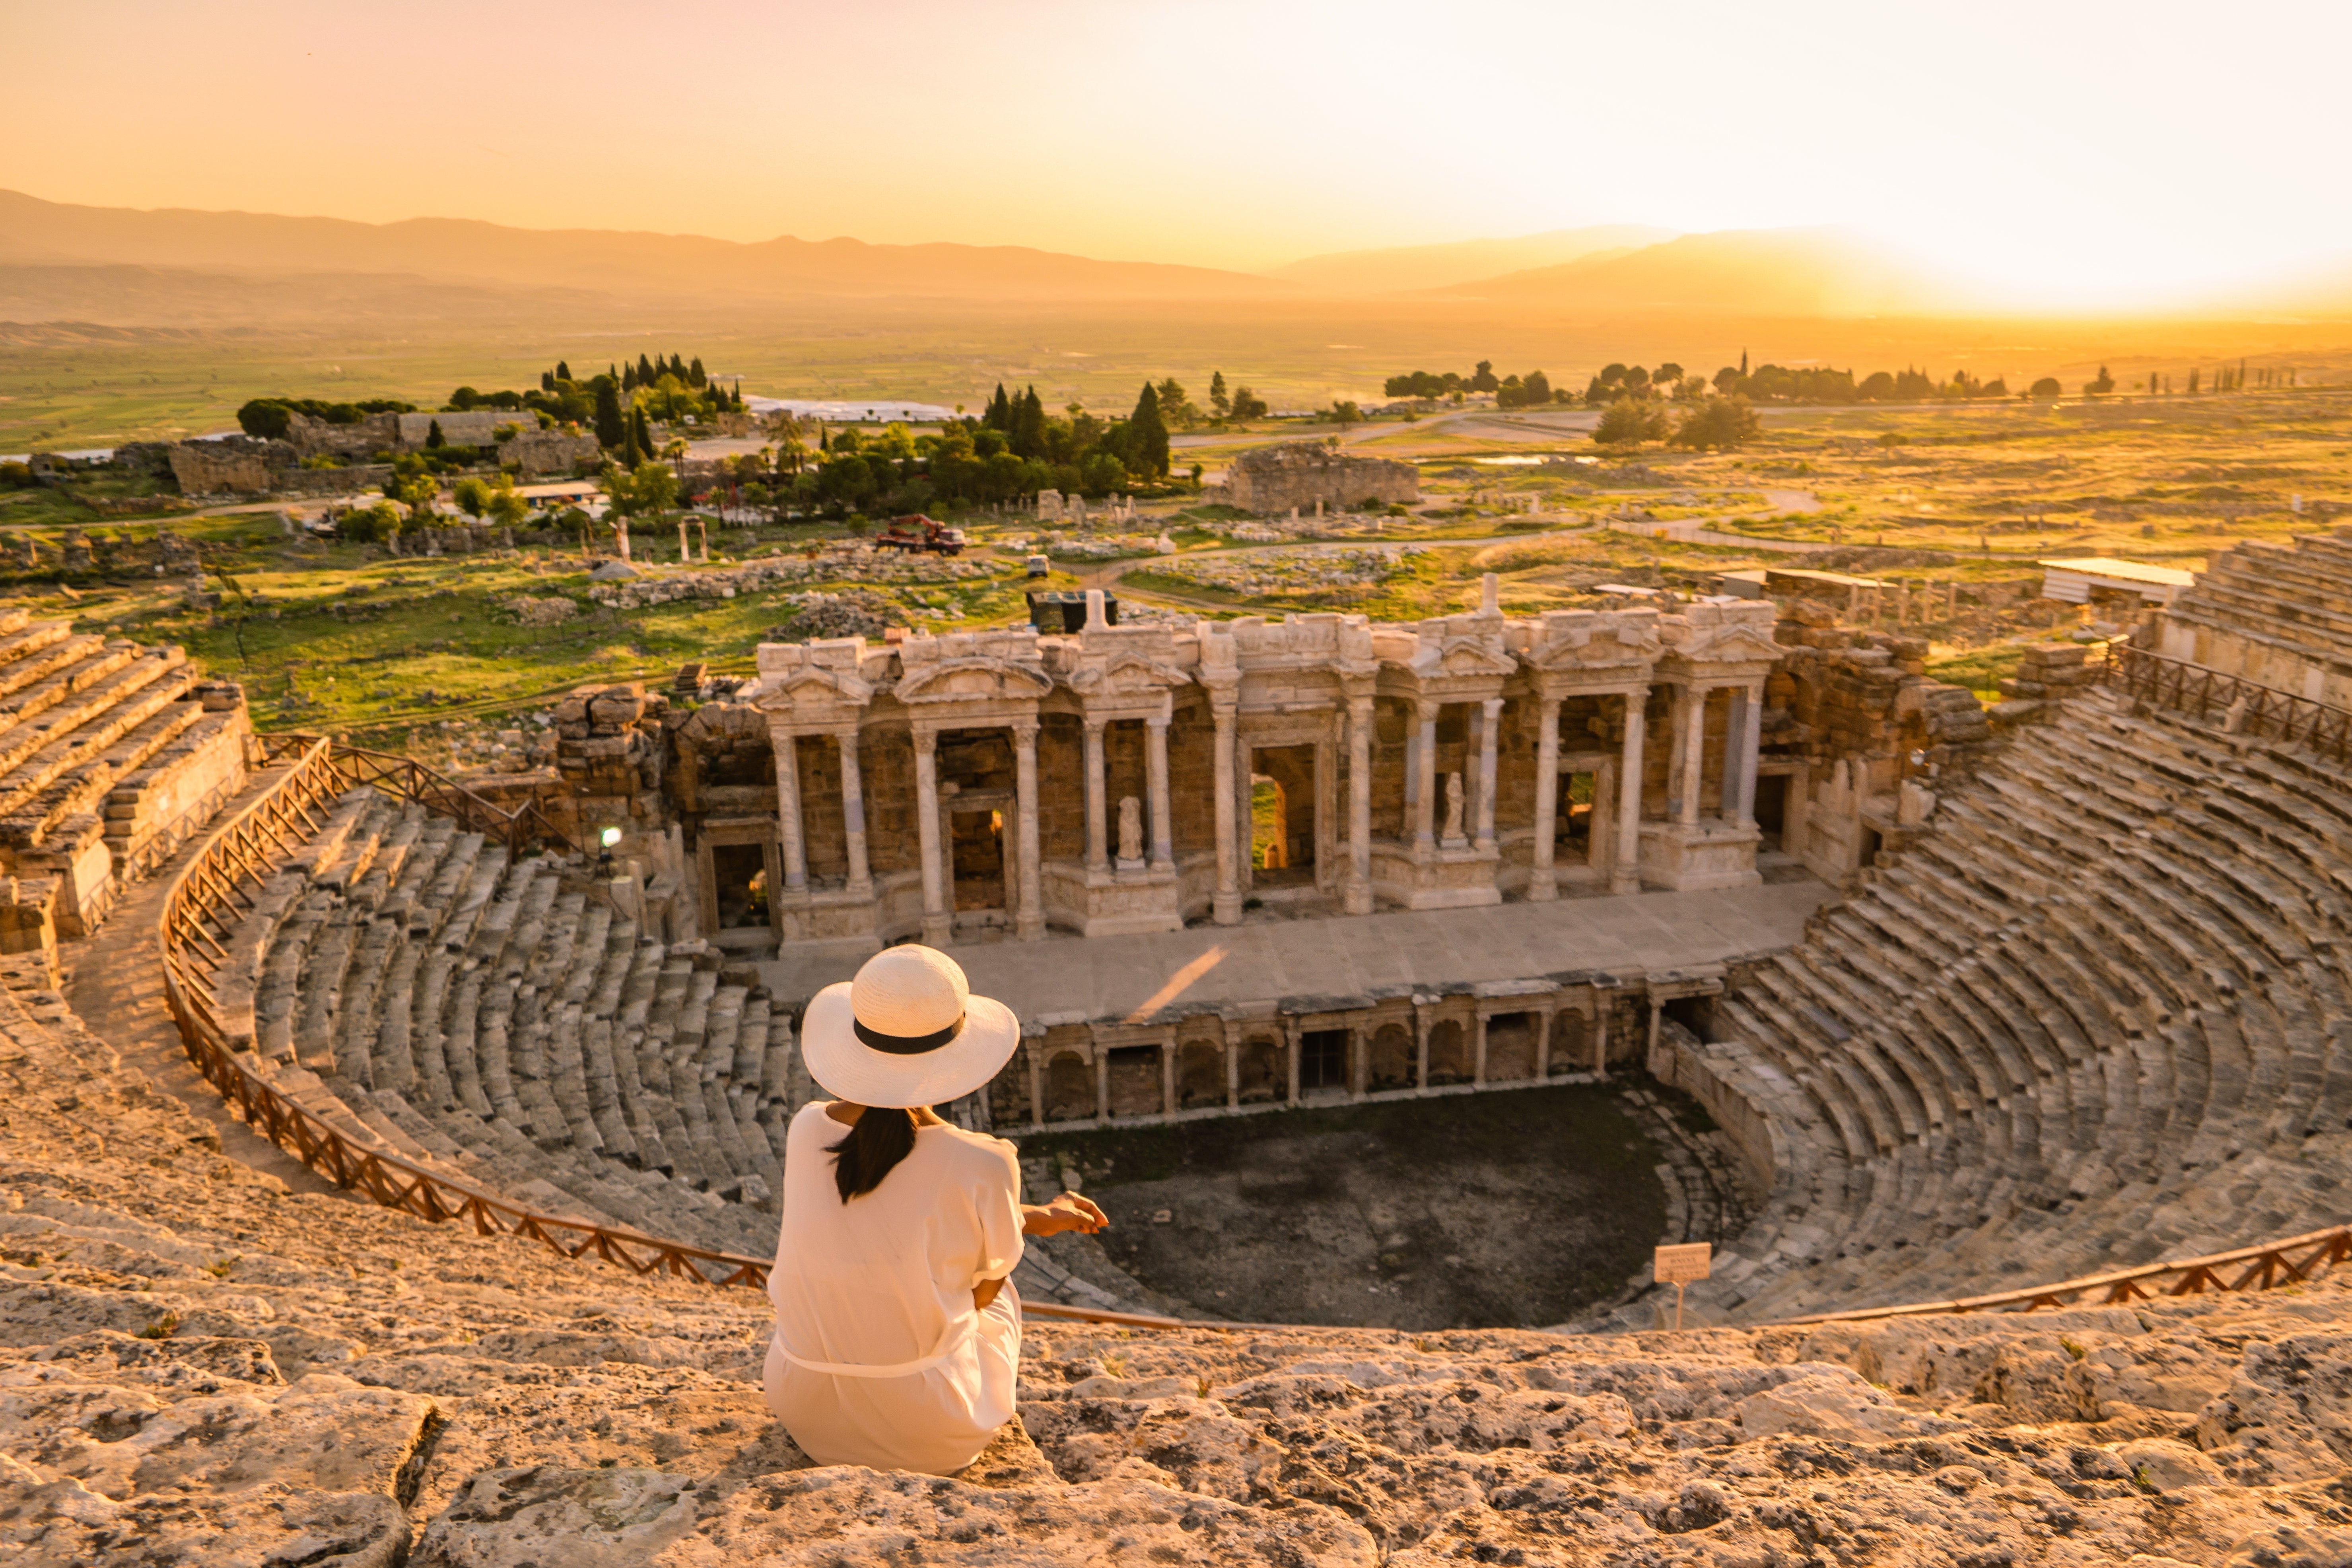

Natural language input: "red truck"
[873,515,966,556]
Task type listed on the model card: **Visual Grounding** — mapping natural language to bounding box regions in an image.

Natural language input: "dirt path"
[63,765,347,1198]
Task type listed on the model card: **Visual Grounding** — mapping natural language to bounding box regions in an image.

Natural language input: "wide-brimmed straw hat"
[801,944,1020,1109]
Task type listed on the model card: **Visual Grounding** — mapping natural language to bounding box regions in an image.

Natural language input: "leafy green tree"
[236,399,294,440]
[426,419,446,450]
[1209,371,1230,419]
[1593,397,1669,446]
[452,476,492,517]
[1469,360,1500,393]
[1079,451,1127,496]
[1653,363,1684,385]
[2085,364,2115,395]
[487,488,529,529]
[1670,396,1761,451]
[1155,377,1200,430]
[556,359,572,382]
[340,500,403,544]
[2029,376,2063,399]
[1228,384,1269,420]
[688,356,707,387]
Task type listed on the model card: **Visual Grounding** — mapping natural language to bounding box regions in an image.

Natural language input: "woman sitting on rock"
[764,943,1106,1475]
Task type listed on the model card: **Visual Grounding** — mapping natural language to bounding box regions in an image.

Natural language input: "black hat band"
[854,1012,966,1055]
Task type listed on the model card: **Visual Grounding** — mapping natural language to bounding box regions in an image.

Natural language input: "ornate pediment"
[752,664,873,712]
[1524,616,1664,672]
[1411,635,1517,680]
[894,656,1055,705]
[1667,622,1784,667]
[1067,652,1193,698]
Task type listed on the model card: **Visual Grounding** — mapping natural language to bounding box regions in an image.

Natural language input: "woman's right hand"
[1022,1193,1109,1236]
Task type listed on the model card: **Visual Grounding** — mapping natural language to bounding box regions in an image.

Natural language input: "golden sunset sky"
[5,0,2342,309]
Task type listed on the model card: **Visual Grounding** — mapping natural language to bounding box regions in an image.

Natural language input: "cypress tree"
[594,381,625,449]
[540,370,555,392]
[622,362,639,392]
[632,406,653,456]
[1013,386,1046,458]
[426,418,445,449]
[1739,348,1749,376]
[557,359,572,382]
[638,354,657,386]
[1129,382,1170,478]
[688,356,706,387]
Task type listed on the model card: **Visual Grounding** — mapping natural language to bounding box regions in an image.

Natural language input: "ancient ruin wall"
[1213,441,1420,514]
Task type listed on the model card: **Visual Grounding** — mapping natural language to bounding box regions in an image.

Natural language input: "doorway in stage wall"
[1753,773,1790,851]
[1249,744,1317,888]
[1300,1028,1348,1096]
[711,843,771,931]
[951,808,1006,924]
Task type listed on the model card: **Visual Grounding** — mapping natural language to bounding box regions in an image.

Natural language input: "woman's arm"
[974,1193,1108,1311]
[1022,1192,1108,1237]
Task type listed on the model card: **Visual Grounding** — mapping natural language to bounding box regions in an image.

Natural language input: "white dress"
[762,1103,1026,1474]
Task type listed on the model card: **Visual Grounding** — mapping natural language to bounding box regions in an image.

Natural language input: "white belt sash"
[775,1286,1011,1380]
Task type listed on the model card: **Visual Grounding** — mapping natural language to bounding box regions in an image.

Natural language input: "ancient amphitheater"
[10,540,2352,1564]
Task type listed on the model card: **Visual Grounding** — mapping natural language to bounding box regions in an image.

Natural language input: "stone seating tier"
[224,790,801,1259]
[1657,686,2352,1326]
[0,613,249,932]
[9,967,2352,1563]
[2163,533,2352,671]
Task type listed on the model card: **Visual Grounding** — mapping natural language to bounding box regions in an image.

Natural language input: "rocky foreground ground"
[7,980,2352,1566]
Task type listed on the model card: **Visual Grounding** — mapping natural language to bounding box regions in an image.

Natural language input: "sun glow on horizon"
[4,0,2346,311]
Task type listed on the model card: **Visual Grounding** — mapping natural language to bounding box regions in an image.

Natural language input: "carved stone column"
[1212,702,1241,925]
[1414,1005,1431,1090]
[913,729,948,944]
[1475,696,1503,852]
[1013,720,1044,940]
[1344,697,1373,915]
[1145,717,1174,871]
[772,730,807,892]
[1736,681,1764,828]
[837,729,871,895]
[1082,717,1108,874]
[1529,696,1562,901]
[1285,1022,1302,1105]
[1610,687,1647,896]
[1677,684,1707,827]
[1413,700,1439,857]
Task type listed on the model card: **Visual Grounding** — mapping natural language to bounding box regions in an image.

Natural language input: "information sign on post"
[1652,1243,1712,1330]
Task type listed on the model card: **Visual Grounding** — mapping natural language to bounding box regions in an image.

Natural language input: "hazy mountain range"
[0,190,2341,326]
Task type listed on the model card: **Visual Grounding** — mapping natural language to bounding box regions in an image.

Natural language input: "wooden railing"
[1773,1224,2352,1325]
[159,737,771,1292]
[251,733,576,856]
[2102,641,2352,766]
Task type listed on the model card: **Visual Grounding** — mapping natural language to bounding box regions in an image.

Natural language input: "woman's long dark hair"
[829,1107,919,1201]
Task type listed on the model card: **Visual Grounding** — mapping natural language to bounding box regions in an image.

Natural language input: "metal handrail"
[1772,1224,2352,1325]
[157,738,770,1291]
[2101,641,2352,765]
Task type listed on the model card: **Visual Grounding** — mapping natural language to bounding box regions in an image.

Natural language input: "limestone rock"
[412,1465,1382,1566]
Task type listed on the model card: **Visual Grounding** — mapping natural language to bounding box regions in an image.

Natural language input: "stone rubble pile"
[1145,544,1427,597]
[587,547,993,611]
[9,973,2352,1564]
[766,589,904,643]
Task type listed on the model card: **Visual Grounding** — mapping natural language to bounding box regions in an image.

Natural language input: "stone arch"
[1368,1022,1415,1092]
[1043,1051,1093,1122]
[1105,1046,1162,1118]
[1236,1034,1284,1103]
[1177,1037,1225,1108]
[1426,1019,1470,1086]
